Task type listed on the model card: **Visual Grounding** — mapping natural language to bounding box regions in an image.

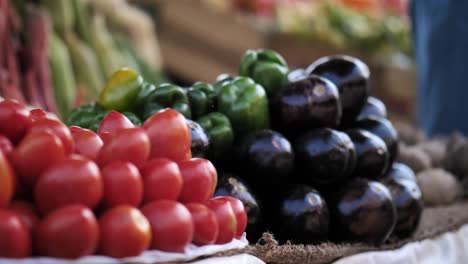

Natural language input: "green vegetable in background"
[239,49,289,97]
[217,77,270,137]
[66,103,108,131]
[134,82,156,114]
[187,82,217,119]
[98,68,144,112]
[197,112,234,158]
[142,83,191,120]
[122,111,142,126]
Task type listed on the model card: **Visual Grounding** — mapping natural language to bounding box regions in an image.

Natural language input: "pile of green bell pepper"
[197,112,234,158]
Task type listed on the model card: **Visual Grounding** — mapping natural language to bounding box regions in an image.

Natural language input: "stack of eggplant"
[213,52,423,245]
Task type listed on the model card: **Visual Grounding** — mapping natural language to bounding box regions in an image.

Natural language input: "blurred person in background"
[410,1,468,137]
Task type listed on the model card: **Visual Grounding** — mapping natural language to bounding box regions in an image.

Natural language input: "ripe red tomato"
[99,206,151,258]
[97,111,134,136]
[0,151,14,208]
[35,156,103,214]
[210,196,247,238]
[70,127,103,161]
[141,158,183,203]
[206,199,237,244]
[13,130,67,189]
[178,158,217,203]
[185,203,218,245]
[98,127,150,169]
[0,99,31,144]
[141,200,194,252]
[35,205,99,258]
[143,108,191,162]
[29,118,74,155]
[99,131,112,145]
[29,109,48,122]
[0,209,31,258]
[101,161,143,208]
[9,201,39,232]
[0,135,13,159]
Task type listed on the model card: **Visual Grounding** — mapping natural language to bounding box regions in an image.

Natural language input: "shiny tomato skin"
[70,127,103,161]
[34,156,103,214]
[178,158,217,203]
[141,200,194,252]
[185,203,218,246]
[0,135,13,159]
[99,206,151,258]
[97,111,134,136]
[29,109,48,122]
[13,130,66,189]
[210,196,247,238]
[206,199,237,244]
[9,201,39,232]
[98,127,150,169]
[141,158,183,202]
[35,205,99,258]
[101,161,143,208]
[0,209,31,258]
[0,99,32,144]
[0,151,14,208]
[143,108,191,162]
[29,118,74,156]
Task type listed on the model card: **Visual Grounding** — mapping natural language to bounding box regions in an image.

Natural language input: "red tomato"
[35,205,99,258]
[34,156,103,214]
[29,118,74,155]
[101,161,143,208]
[143,108,191,162]
[97,111,134,136]
[0,151,14,208]
[99,206,151,258]
[0,209,31,258]
[70,127,103,161]
[141,158,183,202]
[9,201,39,232]
[141,200,193,252]
[0,135,13,159]
[98,127,150,169]
[29,109,48,122]
[211,196,247,238]
[185,203,218,245]
[206,199,237,244]
[99,131,112,145]
[0,99,32,144]
[178,158,217,203]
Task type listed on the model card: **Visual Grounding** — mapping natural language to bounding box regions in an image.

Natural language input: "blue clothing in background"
[410,1,468,137]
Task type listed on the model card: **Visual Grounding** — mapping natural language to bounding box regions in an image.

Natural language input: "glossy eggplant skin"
[329,178,396,245]
[356,96,387,121]
[381,173,423,238]
[187,119,210,158]
[306,55,370,125]
[287,68,307,83]
[271,75,342,134]
[346,129,390,179]
[386,162,417,182]
[236,130,294,186]
[355,117,398,164]
[294,128,356,186]
[214,173,263,241]
[274,185,329,243]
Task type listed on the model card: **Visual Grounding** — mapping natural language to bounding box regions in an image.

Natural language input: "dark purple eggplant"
[386,162,417,182]
[272,75,342,133]
[287,68,307,82]
[355,117,398,164]
[306,55,370,125]
[236,129,294,185]
[274,185,329,243]
[356,96,387,121]
[187,119,210,158]
[294,128,356,186]
[346,129,390,179]
[330,178,396,245]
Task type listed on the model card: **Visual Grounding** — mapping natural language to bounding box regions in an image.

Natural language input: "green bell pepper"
[187,82,217,119]
[66,102,108,132]
[98,68,144,112]
[134,82,156,114]
[197,112,234,158]
[142,83,191,120]
[214,74,234,93]
[217,77,270,137]
[238,49,289,97]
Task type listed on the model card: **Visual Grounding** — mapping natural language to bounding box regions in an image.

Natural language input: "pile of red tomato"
[0,99,247,259]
